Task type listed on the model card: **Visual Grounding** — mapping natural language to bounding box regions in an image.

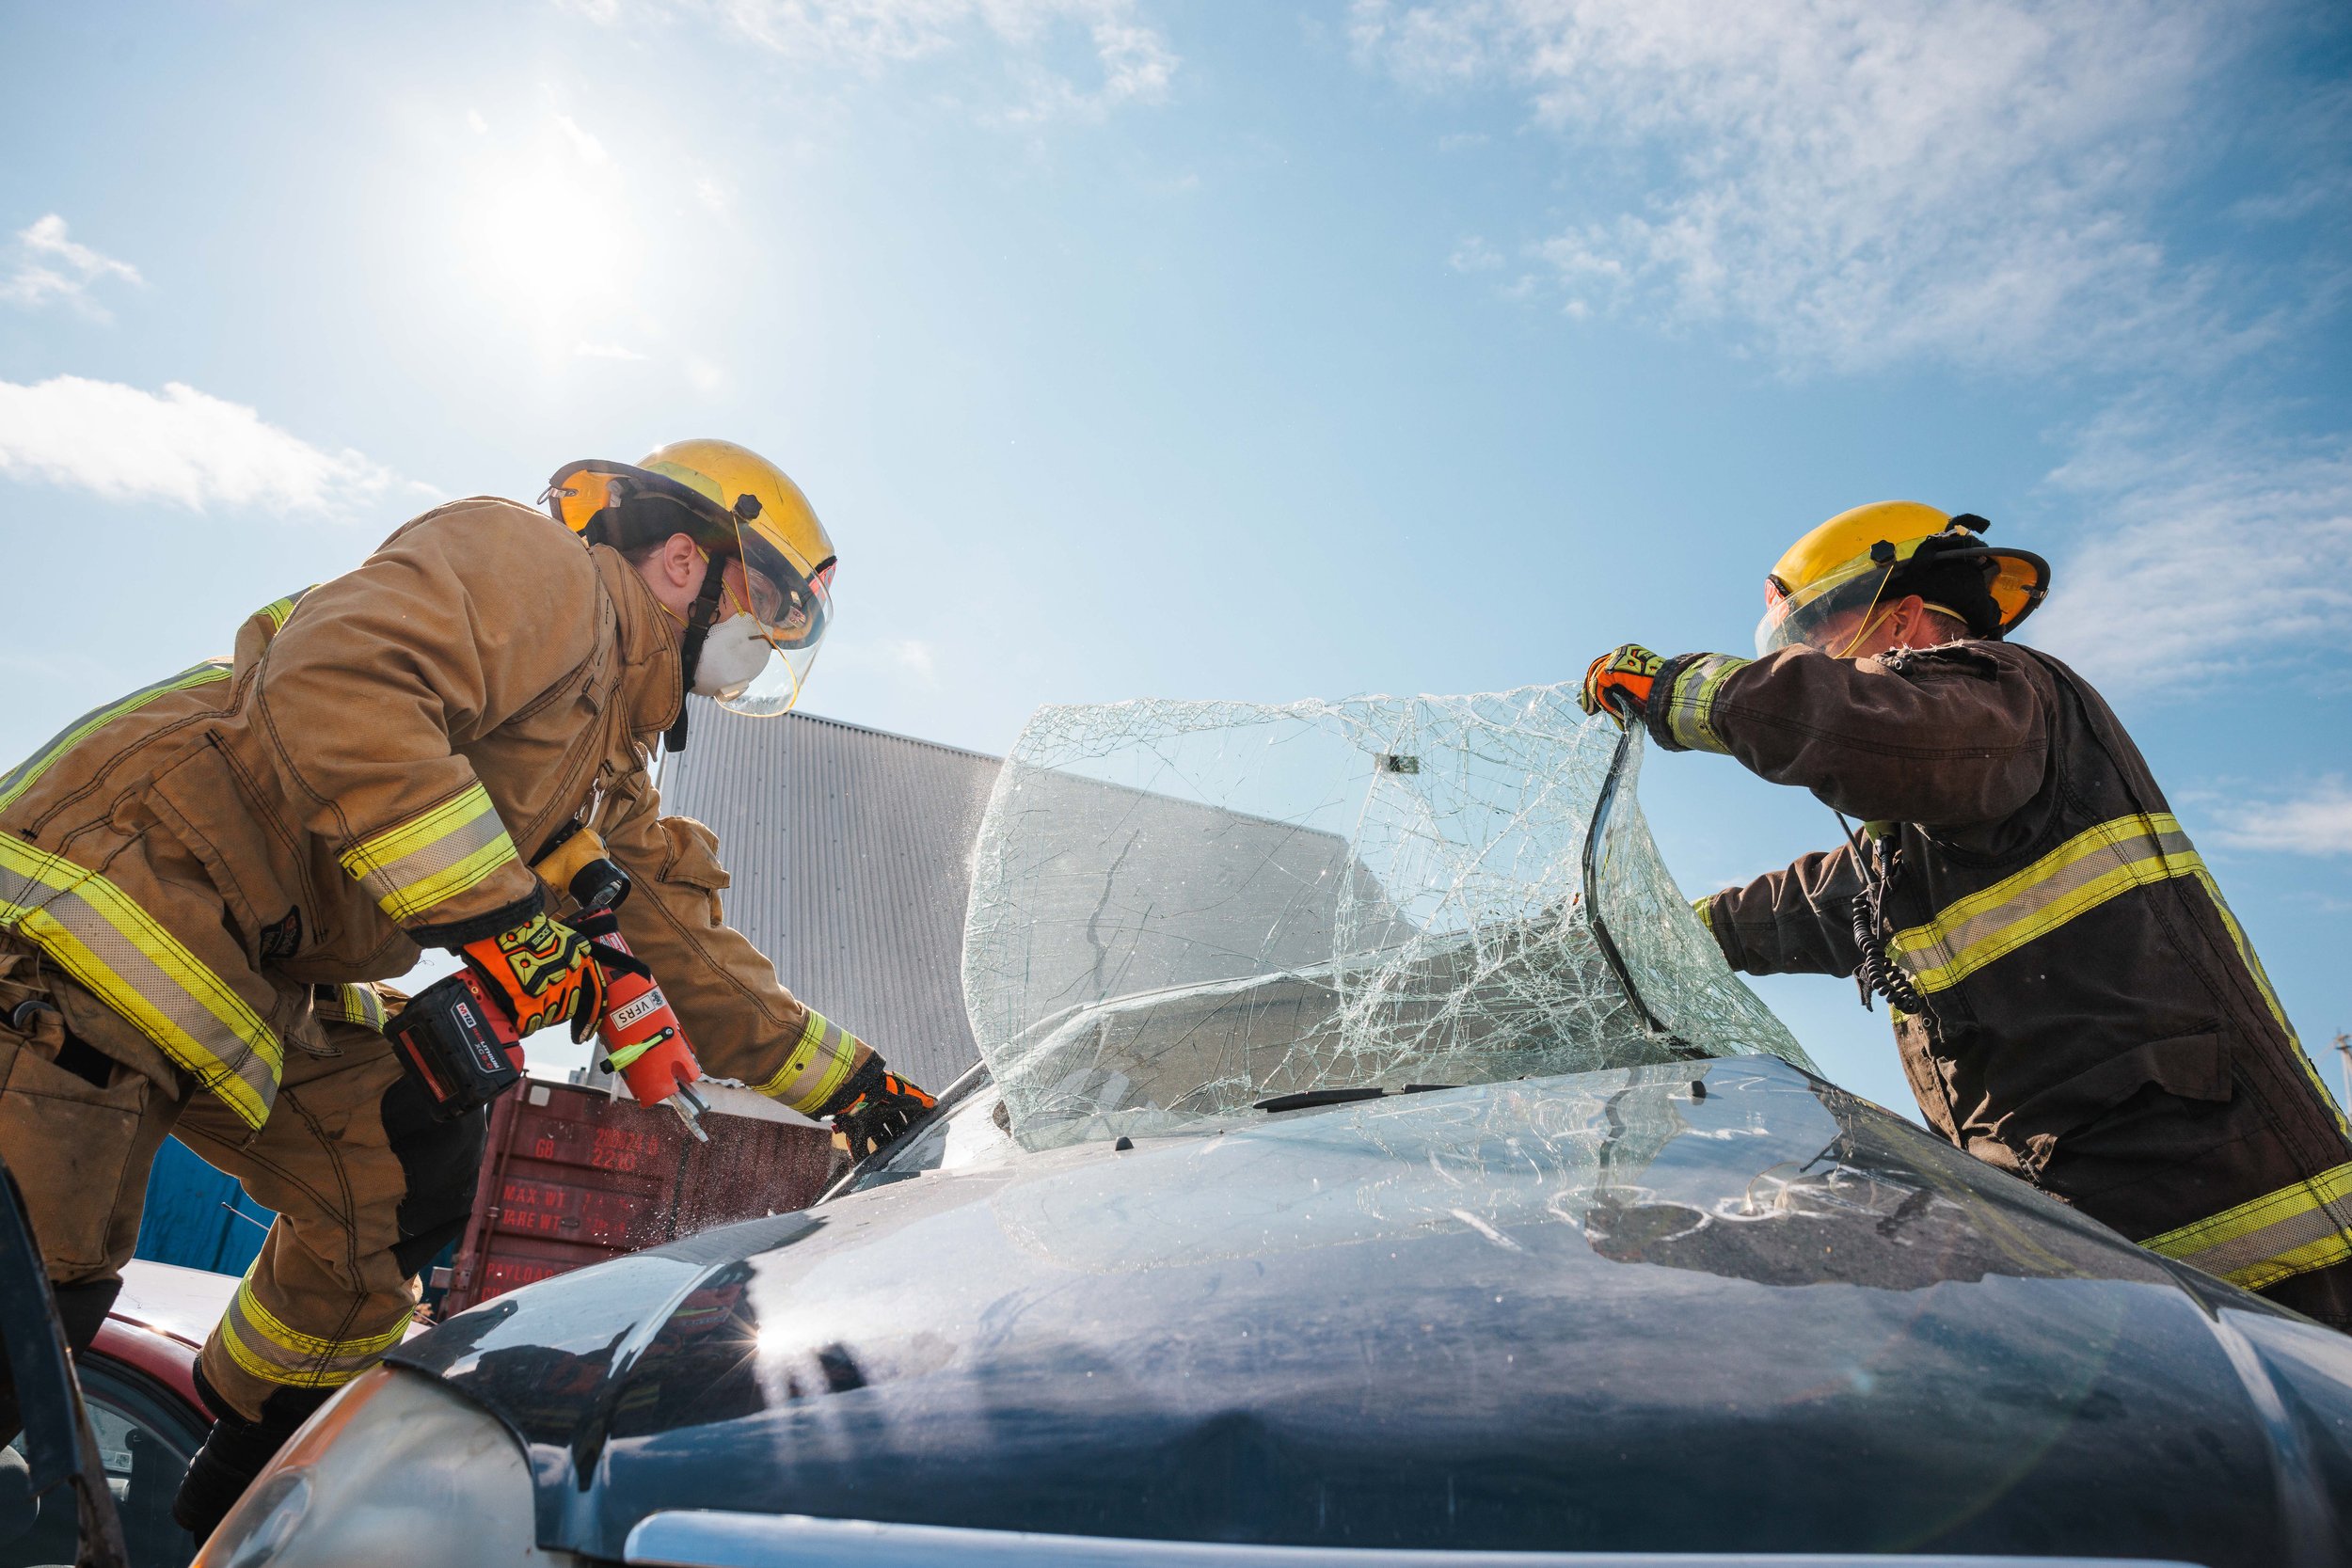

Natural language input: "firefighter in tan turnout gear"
[1579,501,2352,1328]
[0,439,937,1536]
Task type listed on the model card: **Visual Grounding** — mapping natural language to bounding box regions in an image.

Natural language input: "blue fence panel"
[134,1138,273,1276]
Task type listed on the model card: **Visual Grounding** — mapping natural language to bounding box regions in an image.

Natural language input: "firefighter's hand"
[1579,643,1664,725]
[456,908,610,1043]
[828,1063,939,1161]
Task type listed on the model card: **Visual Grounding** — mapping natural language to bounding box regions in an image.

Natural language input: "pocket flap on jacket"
[2005,1028,2230,1148]
[148,739,304,956]
[655,816,730,891]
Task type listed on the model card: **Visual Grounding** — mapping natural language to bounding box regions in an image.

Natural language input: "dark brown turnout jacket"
[1653,639,2352,1326]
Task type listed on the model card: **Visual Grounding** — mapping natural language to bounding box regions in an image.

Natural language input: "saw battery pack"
[389,969,528,1121]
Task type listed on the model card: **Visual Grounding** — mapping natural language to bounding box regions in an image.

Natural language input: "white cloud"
[1448,235,1503,273]
[552,113,612,166]
[1,215,144,321]
[575,340,647,360]
[2212,778,2352,856]
[886,638,941,687]
[2025,404,2352,689]
[580,0,1176,122]
[0,376,402,515]
[1350,0,2244,372]
[833,635,944,689]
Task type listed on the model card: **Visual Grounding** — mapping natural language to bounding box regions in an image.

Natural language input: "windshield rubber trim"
[1582,722,1703,1058]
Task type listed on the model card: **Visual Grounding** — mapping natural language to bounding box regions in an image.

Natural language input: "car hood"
[390,1056,2352,1564]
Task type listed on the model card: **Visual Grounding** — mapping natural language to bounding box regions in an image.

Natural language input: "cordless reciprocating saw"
[389,829,712,1140]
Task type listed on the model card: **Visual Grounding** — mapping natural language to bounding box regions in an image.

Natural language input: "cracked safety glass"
[962,685,1817,1149]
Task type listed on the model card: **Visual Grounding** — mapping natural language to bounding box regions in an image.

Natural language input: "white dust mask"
[690,614,772,697]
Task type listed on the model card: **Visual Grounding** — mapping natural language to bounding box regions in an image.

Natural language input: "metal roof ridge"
[765,705,1005,766]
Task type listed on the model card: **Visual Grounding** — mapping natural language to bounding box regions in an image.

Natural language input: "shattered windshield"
[962,686,1816,1149]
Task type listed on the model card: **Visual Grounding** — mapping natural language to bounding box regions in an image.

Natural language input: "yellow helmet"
[542,439,835,715]
[1756,500,2048,657]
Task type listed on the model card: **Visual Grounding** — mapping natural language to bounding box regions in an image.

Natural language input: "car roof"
[113,1259,241,1350]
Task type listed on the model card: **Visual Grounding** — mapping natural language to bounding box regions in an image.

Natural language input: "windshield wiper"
[1253,1084,1455,1114]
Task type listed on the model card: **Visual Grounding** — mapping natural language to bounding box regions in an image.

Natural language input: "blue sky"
[2,0,2347,1114]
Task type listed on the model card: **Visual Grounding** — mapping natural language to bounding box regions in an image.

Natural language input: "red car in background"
[3,1260,230,1568]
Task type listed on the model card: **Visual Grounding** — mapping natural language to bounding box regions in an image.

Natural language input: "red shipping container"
[440,1080,841,1314]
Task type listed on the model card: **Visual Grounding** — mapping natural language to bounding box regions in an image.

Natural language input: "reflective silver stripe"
[0,839,278,1127]
[217,1278,410,1389]
[2140,1162,2352,1291]
[1662,654,1748,755]
[755,1006,863,1115]
[1887,813,2199,994]
[338,784,521,925]
[0,661,231,817]
[314,982,388,1033]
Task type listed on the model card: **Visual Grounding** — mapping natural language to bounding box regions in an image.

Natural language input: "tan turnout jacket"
[0,498,864,1130]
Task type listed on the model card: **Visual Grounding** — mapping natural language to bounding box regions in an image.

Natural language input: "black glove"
[824,1056,939,1161]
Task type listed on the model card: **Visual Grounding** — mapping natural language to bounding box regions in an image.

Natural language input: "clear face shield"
[707,527,834,716]
[1755,556,1895,658]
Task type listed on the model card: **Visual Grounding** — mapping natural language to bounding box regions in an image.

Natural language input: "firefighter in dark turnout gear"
[1580,501,2352,1328]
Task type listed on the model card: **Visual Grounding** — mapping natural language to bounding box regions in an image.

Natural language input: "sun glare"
[453,108,645,348]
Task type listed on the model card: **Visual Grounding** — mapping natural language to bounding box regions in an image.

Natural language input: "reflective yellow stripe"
[1886,813,2201,994]
[338,784,521,924]
[1662,654,1749,755]
[314,982,388,1034]
[221,1278,410,1388]
[2140,1163,2352,1291]
[2186,867,2350,1139]
[257,588,312,632]
[0,839,278,1127]
[755,1006,863,1115]
[0,661,231,817]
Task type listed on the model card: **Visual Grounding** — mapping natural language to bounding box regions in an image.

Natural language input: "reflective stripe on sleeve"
[1660,654,1748,755]
[314,982,388,1033]
[0,661,231,817]
[0,838,279,1128]
[755,1006,863,1115]
[256,588,312,632]
[1886,812,2201,995]
[2139,1163,2352,1291]
[218,1278,412,1390]
[338,783,521,925]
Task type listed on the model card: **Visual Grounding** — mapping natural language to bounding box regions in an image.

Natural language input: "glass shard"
[963,685,1816,1148]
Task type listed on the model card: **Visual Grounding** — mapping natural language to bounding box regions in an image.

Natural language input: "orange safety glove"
[821,1055,939,1161]
[456,908,611,1043]
[1579,642,1664,725]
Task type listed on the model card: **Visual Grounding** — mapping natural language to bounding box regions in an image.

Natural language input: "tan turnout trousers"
[0,942,469,1419]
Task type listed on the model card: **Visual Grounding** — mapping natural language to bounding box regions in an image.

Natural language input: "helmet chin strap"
[666,554,732,753]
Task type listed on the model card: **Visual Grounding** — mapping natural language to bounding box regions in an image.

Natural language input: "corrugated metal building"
[658,699,1003,1094]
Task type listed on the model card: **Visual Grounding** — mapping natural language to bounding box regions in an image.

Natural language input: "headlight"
[193,1368,563,1568]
